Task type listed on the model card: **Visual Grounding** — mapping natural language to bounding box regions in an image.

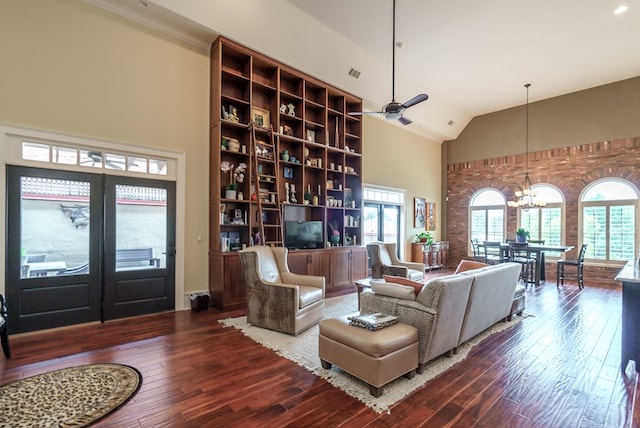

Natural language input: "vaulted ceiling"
[89,0,640,142]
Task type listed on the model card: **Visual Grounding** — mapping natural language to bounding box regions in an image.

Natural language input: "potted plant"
[220,161,246,199]
[415,231,433,246]
[515,228,530,243]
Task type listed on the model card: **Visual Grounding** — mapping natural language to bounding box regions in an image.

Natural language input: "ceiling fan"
[348,0,428,125]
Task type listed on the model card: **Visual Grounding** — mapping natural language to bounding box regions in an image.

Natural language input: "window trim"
[578,178,639,266]
[469,187,507,255]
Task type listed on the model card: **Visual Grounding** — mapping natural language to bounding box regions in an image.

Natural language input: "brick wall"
[446,137,640,286]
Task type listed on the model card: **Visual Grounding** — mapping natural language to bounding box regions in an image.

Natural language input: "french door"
[363,202,401,249]
[6,166,175,334]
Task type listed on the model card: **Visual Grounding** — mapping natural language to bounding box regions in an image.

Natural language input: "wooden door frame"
[0,124,187,313]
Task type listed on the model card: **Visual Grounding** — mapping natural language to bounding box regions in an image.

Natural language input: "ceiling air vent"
[347,67,361,79]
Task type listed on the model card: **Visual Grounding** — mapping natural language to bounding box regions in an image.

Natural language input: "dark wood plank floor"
[1,273,638,427]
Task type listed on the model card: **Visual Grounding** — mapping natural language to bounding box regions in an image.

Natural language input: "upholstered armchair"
[367,241,425,281]
[239,246,325,335]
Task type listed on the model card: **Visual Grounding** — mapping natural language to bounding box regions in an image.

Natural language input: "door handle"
[163,250,176,257]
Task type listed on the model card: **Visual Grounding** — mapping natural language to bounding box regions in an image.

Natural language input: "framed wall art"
[414,197,426,228]
[427,202,437,231]
[251,107,270,129]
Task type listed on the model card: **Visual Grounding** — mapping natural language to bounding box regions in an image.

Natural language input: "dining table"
[478,242,574,286]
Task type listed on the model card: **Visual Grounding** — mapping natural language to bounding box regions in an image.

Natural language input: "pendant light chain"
[508,83,546,209]
[525,83,530,176]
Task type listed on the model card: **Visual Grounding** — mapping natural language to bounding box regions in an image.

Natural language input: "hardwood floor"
[1,273,639,427]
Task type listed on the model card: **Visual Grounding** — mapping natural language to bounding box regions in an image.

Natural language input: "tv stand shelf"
[209,36,364,311]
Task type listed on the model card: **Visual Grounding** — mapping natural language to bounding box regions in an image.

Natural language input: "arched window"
[520,185,564,245]
[469,189,506,249]
[580,179,638,263]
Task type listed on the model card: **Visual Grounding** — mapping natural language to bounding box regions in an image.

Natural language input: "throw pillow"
[383,274,424,295]
[370,280,416,300]
[454,260,489,274]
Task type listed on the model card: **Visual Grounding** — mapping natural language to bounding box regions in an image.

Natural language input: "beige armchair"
[239,246,325,335]
[366,241,425,281]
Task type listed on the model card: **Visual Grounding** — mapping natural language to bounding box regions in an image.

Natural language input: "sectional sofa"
[359,262,522,372]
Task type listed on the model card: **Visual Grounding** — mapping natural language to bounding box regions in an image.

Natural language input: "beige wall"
[0,0,210,296]
[362,116,442,256]
[447,76,640,164]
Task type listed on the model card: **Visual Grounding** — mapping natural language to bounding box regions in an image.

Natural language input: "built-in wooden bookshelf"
[209,37,364,310]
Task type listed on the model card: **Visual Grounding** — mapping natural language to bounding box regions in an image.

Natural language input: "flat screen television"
[285,220,324,249]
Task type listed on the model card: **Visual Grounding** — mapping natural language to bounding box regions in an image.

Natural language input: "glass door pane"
[363,204,379,246]
[115,184,167,271]
[20,176,90,278]
[383,206,399,244]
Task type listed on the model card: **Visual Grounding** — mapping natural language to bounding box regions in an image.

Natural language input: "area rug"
[220,293,526,414]
[0,363,142,427]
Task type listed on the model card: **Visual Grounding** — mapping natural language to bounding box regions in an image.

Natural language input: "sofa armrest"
[360,291,439,365]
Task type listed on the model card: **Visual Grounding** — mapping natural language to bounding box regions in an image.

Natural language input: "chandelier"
[508,83,546,211]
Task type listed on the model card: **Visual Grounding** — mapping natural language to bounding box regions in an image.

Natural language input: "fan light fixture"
[346,0,428,125]
[508,83,546,211]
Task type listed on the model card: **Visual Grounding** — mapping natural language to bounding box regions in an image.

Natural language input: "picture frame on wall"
[283,166,293,179]
[414,197,426,228]
[251,107,270,129]
[427,202,437,231]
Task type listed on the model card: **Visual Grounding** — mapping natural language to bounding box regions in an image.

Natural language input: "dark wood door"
[103,176,176,320]
[6,167,103,334]
[6,166,177,333]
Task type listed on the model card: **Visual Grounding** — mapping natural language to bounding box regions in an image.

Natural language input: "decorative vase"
[281,150,289,162]
[331,232,341,246]
[225,189,236,199]
[516,234,527,243]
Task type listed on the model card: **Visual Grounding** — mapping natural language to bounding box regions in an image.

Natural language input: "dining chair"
[557,243,588,290]
[483,241,508,265]
[470,239,485,262]
[508,242,535,284]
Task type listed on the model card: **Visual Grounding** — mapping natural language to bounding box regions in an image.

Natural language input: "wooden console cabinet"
[411,241,449,271]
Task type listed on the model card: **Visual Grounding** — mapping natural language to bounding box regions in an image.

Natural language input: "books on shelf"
[347,312,398,331]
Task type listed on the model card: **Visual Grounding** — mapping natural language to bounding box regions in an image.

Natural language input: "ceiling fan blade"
[348,111,384,116]
[401,93,429,109]
[398,116,413,126]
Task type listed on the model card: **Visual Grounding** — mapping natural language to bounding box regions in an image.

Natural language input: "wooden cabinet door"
[307,251,331,280]
[350,247,367,281]
[411,243,425,263]
[331,247,366,288]
[287,251,310,275]
[330,249,351,289]
[224,254,246,309]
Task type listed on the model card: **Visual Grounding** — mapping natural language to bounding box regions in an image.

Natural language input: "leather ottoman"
[319,314,419,397]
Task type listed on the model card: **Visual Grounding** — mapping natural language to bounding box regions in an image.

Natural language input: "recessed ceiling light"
[614,4,628,14]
